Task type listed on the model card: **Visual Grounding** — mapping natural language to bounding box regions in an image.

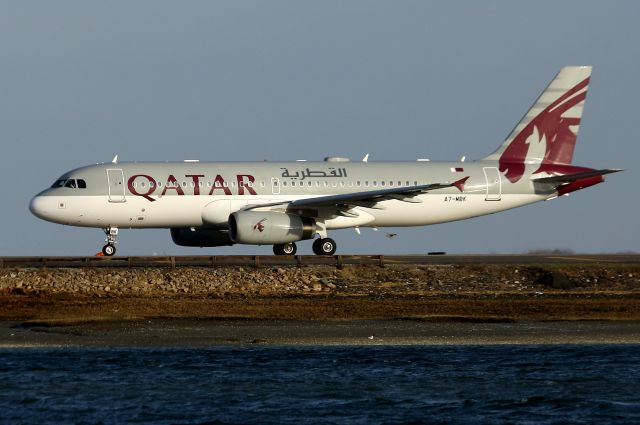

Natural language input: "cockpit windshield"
[51,179,87,189]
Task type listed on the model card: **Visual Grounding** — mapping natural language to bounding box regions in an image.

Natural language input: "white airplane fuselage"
[30,160,544,230]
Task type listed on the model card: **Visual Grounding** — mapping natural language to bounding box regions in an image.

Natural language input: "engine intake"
[229,211,316,244]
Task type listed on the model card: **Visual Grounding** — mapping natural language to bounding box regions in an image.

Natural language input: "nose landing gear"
[101,227,119,256]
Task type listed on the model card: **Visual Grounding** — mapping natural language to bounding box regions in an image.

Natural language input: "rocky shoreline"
[1,264,640,322]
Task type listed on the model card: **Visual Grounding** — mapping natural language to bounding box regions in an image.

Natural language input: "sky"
[1,1,638,256]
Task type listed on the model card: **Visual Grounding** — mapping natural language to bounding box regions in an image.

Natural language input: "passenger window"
[77,179,87,189]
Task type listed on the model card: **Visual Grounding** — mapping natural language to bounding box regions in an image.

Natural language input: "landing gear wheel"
[102,244,116,256]
[273,242,297,256]
[312,238,337,255]
[101,226,119,256]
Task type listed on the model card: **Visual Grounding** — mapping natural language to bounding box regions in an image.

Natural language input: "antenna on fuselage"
[362,153,369,162]
[112,155,118,164]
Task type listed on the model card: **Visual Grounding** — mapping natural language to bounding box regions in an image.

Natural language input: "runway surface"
[1,253,638,269]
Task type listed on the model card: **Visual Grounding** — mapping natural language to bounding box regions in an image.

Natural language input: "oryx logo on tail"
[483,66,592,183]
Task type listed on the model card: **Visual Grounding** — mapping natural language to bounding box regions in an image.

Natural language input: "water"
[1,345,640,424]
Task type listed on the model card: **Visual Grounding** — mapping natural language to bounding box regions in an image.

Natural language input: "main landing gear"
[312,238,337,255]
[273,242,297,256]
[272,237,337,256]
[101,226,119,256]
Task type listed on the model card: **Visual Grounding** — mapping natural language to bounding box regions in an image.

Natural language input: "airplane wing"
[531,168,622,184]
[245,176,469,216]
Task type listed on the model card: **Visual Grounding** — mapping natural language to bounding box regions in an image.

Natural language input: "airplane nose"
[29,195,54,221]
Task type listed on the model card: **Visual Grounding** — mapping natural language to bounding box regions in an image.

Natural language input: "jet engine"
[170,227,233,247]
[228,211,316,244]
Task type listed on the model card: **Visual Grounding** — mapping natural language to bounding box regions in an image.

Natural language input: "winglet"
[453,176,469,192]
[111,154,118,164]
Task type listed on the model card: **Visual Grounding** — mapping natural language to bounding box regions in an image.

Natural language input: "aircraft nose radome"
[29,196,53,221]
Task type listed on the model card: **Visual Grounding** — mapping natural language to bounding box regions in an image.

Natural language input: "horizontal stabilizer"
[532,168,622,184]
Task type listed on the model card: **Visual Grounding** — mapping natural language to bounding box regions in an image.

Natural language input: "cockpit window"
[51,179,87,189]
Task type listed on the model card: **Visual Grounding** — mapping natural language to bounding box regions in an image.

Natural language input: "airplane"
[30,66,620,256]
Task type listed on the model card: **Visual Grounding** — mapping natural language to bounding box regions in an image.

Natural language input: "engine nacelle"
[228,211,316,244]
[170,227,233,247]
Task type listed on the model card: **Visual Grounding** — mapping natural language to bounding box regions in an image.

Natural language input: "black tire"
[273,243,296,256]
[282,242,296,255]
[312,238,323,255]
[102,244,116,256]
[313,238,336,255]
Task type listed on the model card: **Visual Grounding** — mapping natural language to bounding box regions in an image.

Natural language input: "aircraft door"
[271,178,280,195]
[483,167,501,201]
[107,169,126,203]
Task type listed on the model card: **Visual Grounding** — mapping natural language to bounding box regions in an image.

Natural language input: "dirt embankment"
[1,264,640,321]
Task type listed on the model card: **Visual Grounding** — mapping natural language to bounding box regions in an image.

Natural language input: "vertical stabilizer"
[483,66,592,183]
